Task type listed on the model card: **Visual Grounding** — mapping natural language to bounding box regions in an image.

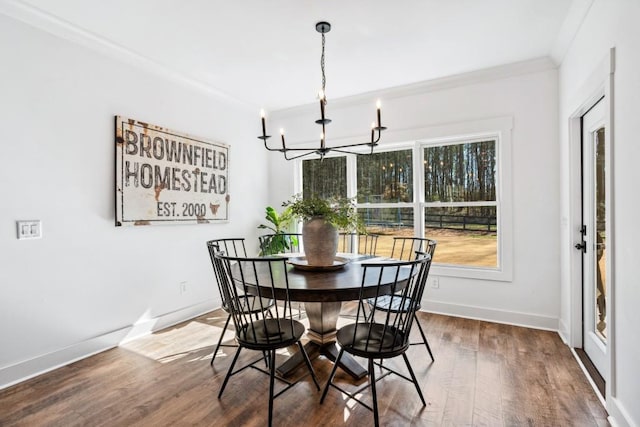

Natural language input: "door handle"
[575,242,586,252]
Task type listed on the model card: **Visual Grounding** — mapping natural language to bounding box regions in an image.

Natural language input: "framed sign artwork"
[115,116,230,226]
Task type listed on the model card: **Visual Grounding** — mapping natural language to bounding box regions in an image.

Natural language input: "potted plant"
[284,194,363,266]
[257,206,296,255]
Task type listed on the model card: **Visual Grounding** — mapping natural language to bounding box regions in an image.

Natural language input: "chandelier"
[259,21,387,161]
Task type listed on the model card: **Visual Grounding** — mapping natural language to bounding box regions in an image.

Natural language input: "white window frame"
[295,116,513,281]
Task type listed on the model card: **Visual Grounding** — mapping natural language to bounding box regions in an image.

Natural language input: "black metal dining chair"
[206,238,275,365]
[213,252,320,427]
[390,236,436,260]
[337,233,379,256]
[320,255,433,427]
[367,237,437,361]
[337,233,379,320]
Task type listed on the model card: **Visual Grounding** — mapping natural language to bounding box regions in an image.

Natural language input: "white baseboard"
[422,300,559,331]
[0,299,216,391]
[557,318,570,344]
[607,396,636,427]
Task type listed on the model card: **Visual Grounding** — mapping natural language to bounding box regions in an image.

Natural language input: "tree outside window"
[302,156,346,199]
[423,140,497,268]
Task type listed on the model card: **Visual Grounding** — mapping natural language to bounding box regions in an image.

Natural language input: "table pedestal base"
[276,301,367,380]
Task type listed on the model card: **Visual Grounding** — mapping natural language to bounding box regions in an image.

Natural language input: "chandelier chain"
[321,32,326,102]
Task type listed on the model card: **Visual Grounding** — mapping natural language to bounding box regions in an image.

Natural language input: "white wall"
[558,1,640,425]
[268,61,561,330]
[0,14,268,388]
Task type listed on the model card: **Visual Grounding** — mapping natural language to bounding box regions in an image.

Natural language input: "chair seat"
[337,323,409,359]
[237,318,305,350]
[367,295,421,313]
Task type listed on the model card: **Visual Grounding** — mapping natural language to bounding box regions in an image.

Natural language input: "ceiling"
[10,0,592,111]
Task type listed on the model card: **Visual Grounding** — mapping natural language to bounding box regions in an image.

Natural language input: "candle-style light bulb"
[260,109,266,136]
[376,99,382,128]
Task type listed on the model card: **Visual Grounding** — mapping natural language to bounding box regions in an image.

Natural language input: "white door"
[579,98,608,381]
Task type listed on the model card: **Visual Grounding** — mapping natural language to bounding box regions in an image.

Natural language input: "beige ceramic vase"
[302,217,338,266]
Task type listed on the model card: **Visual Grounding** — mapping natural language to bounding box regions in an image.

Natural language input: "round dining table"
[231,254,411,380]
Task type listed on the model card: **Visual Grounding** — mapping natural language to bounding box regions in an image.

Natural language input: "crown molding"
[0,0,255,111]
[274,56,557,115]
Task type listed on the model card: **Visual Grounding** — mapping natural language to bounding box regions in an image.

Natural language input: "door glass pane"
[358,207,414,257]
[425,206,497,267]
[302,157,346,199]
[594,127,607,341]
[357,150,413,203]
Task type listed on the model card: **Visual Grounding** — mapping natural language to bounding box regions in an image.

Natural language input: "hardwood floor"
[0,308,609,426]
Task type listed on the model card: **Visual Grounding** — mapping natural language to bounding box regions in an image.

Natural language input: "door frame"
[567,48,615,403]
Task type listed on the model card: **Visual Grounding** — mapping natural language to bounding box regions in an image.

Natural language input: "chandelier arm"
[373,130,382,144]
[331,147,373,155]
[263,139,287,152]
[272,146,330,152]
[326,141,378,150]
[284,150,324,161]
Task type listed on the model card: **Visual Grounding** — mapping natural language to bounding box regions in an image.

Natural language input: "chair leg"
[268,349,276,427]
[320,348,344,403]
[369,358,380,427]
[211,314,232,366]
[218,346,242,398]
[414,313,434,361]
[402,352,426,406]
[298,341,320,390]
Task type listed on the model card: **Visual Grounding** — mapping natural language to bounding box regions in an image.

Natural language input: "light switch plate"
[17,220,42,240]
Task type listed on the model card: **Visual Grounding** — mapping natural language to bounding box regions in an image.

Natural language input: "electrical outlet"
[431,277,439,289]
[17,220,42,240]
[179,281,188,294]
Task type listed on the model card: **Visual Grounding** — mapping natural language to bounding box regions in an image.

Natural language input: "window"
[296,117,513,281]
[302,156,346,199]
[356,149,414,257]
[422,140,497,268]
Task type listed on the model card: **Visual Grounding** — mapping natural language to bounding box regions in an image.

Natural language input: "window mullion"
[413,144,425,239]
[346,154,357,199]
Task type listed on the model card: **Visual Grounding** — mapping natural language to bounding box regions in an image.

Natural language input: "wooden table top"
[231,255,412,302]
